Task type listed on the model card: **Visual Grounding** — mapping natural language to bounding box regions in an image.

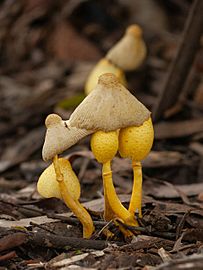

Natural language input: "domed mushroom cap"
[37,158,80,200]
[69,73,151,132]
[106,24,147,71]
[42,114,93,161]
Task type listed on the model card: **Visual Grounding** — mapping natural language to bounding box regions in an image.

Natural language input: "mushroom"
[85,59,127,95]
[42,114,93,161]
[38,115,94,238]
[41,73,152,237]
[68,73,151,231]
[119,118,154,217]
[106,24,147,71]
[85,24,146,95]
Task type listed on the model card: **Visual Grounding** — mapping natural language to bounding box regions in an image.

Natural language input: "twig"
[175,211,190,240]
[30,221,57,235]
[154,253,203,270]
[116,219,176,240]
[28,232,124,250]
[153,0,203,121]
[47,213,108,227]
[0,251,17,262]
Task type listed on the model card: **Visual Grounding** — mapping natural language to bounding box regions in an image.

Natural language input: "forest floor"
[0,0,203,269]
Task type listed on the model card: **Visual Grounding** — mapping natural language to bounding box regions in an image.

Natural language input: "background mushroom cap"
[42,114,93,161]
[37,158,80,200]
[69,73,151,132]
[85,58,127,95]
[106,24,147,71]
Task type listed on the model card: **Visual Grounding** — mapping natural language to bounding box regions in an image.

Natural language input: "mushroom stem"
[103,187,115,221]
[102,161,138,226]
[129,161,142,217]
[53,155,64,182]
[53,155,94,238]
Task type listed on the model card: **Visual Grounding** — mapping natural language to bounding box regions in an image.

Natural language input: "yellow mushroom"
[39,115,94,238]
[41,73,151,237]
[37,157,94,238]
[90,131,136,228]
[85,24,146,95]
[85,59,127,95]
[37,157,80,200]
[119,118,154,217]
[106,24,147,71]
[68,73,150,233]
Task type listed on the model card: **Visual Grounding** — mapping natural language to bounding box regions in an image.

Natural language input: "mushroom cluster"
[85,24,147,95]
[37,73,154,238]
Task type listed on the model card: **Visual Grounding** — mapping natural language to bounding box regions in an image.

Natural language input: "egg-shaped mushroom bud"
[85,59,127,95]
[37,157,94,238]
[119,118,154,217]
[69,73,150,232]
[106,24,147,71]
[37,158,80,200]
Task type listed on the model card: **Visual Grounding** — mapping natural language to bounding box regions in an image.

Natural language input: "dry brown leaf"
[144,180,203,199]
[155,118,203,139]
[47,21,101,61]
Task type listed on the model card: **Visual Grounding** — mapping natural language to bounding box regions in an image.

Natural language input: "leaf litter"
[0,0,203,269]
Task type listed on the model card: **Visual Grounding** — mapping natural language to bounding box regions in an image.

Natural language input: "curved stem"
[53,155,94,238]
[129,161,142,217]
[102,161,138,226]
[59,180,94,238]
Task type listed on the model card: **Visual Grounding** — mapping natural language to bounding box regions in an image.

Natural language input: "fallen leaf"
[47,21,101,61]
[155,118,203,139]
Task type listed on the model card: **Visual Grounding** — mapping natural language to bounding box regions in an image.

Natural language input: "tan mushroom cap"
[42,114,93,161]
[106,24,146,71]
[69,73,151,132]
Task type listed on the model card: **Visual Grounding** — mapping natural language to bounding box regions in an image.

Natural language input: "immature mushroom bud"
[106,24,147,71]
[37,157,94,238]
[84,24,146,95]
[37,158,80,200]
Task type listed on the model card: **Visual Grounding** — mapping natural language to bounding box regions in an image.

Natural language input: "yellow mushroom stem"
[102,161,138,227]
[91,130,138,237]
[129,161,142,217]
[119,118,154,220]
[53,155,94,238]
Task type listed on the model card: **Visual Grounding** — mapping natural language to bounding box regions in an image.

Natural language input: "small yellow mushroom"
[39,114,94,238]
[37,157,94,238]
[119,118,154,217]
[37,158,80,200]
[85,24,146,95]
[106,24,147,71]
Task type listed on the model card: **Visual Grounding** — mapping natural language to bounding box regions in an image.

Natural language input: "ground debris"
[0,0,203,269]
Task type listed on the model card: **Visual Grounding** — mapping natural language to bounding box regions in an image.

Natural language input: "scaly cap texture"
[106,24,146,71]
[69,73,150,132]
